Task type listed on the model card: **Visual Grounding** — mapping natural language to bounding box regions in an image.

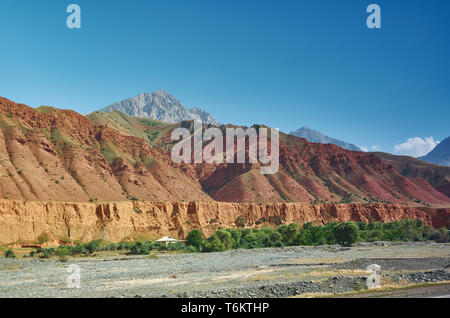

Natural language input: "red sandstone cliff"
[0,199,446,245]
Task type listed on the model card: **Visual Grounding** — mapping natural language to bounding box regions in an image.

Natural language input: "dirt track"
[336,282,450,298]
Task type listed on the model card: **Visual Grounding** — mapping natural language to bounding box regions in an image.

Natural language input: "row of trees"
[9,219,448,259]
[186,219,449,252]
[27,239,190,260]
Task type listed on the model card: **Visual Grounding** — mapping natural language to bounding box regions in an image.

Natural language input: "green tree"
[277,223,299,245]
[368,229,383,242]
[225,228,242,248]
[309,226,327,245]
[239,230,263,249]
[269,231,283,247]
[186,230,204,250]
[302,222,313,230]
[357,221,368,231]
[203,229,234,252]
[332,222,360,246]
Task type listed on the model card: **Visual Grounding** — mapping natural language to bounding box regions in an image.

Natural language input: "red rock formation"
[0,199,446,244]
[0,97,449,245]
[0,97,210,202]
[1,97,449,206]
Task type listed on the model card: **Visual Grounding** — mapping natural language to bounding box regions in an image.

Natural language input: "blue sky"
[0,0,449,156]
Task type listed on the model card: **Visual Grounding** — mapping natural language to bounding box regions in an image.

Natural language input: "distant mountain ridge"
[0,96,449,206]
[290,126,361,151]
[420,137,450,167]
[374,151,450,197]
[98,90,218,125]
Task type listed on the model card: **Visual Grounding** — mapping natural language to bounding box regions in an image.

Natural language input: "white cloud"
[359,145,381,152]
[394,137,439,157]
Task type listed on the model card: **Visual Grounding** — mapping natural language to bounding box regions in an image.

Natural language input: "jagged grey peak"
[99,90,218,125]
[290,126,361,151]
[419,137,450,167]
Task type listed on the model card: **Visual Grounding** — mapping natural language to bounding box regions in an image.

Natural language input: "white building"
[156,236,184,246]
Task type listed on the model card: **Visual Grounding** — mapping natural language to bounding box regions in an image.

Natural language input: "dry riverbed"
[0,242,449,298]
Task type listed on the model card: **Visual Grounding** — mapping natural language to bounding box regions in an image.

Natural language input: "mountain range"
[0,96,448,207]
[290,126,361,151]
[99,90,218,125]
[419,137,450,167]
[373,152,450,197]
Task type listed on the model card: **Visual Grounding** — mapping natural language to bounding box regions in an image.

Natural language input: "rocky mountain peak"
[99,90,218,125]
[290,126,361,151]
[420,137,450,166]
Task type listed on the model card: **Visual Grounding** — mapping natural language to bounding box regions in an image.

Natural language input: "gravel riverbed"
[1,242,449,298]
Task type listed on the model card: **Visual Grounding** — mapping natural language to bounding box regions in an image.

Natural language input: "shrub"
[255,217,267,225]
[5,249,16,258]
[70,244,87,255]
[153,242,167,251]
[333,222,360,246]
[117,241,132,251]
[129,241,151,255]
[103,243,118,251]
[269,215,282,226]
[39,248,56,259]
[235,216,247,228]
[183,245,198,253]
[56,247,69,262]
[167,243,184,251]
[436,227,449,243]
[85,240,101,254]
[37,232,51,244]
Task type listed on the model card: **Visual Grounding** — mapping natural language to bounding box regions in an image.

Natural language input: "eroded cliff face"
[0,199,446,245]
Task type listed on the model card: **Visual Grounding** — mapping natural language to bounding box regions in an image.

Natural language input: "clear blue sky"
[1,0,449,155]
